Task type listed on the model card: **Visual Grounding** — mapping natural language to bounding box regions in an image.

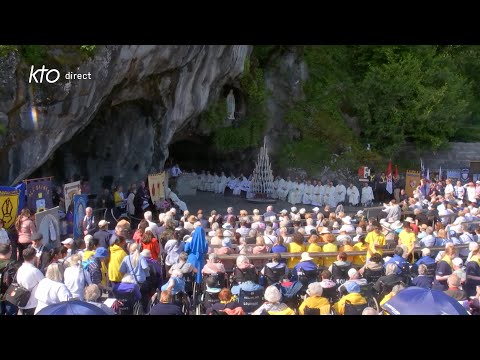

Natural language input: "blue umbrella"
[36,300,110,315]
[383,286,469,315]
[185,227,208,283]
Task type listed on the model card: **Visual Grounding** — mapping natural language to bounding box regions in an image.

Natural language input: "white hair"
[236,255,250,268]
[144,211,153,221]
[264,285,282,303]
[422,248,431,256]
[267,206,273,212]
[362,307,378,315]
[307,282,324,297]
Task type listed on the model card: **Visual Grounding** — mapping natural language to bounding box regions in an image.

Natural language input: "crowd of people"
[1,171,480,314]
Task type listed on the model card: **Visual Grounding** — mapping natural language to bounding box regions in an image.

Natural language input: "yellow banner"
[0,189,19,229]
[148,172,167,206]
[405,170,421,198]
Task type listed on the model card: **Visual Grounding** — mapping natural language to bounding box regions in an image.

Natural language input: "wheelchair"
[297,268,319,295]
[343,300,369,315]
[331,263,352,286]
[336,282,380,314]
[230,266,258,287]
[238,288,264,314]
[113,289,141,315]
[149,290,191,315]
[363,268,384,284]
[303,304,334,315]
[262,265,287,287]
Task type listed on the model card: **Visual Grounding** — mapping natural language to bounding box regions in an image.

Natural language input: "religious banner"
[25,177,53,213]
[0,183,26,230]
[73,194,88,240]
[64,181,81,212]
[446,170,461,180]
[405,170,421,197]
[35,207,60,248]
[148,172,167,207]
[358,166,370,182]
[460,168,470,184]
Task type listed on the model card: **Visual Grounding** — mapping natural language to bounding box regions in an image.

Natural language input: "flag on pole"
[420,159,425,177]
[426,168,430,181]
[439,166,442,181]
[394,165,399,179]
[386,160,393,194]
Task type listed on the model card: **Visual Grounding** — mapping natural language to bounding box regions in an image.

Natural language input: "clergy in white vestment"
[279,177,291,201]
[324,181,337,208]
[361,182,374,207]
[198,171,206,191]
[295,180,305,205]
[310,180,322,207]
[218,172,229,194]
[335,182,347,205]
[288,180,300,205]
[346,183,360,206]
[302,180,314,205]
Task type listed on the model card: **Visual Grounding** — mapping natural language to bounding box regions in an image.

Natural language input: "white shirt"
[16,262,45,309]
[64,266,92,300]
[0,228,9,244]
[34,278,72,314]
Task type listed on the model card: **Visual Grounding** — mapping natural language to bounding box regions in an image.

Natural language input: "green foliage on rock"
[282,45,478,172]
[0,45,97,64]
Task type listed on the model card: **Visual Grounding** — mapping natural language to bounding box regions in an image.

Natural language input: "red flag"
[387,160,392,177]
[394,165,398,178]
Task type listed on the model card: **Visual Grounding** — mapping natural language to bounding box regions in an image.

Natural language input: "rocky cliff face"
[0,45,251,191]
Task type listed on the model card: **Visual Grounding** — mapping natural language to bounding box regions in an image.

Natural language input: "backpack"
[82,257,95,270]
[0,261,17,298]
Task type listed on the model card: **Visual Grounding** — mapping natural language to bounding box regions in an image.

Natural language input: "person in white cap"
[292,252,318,281]
[452,257,466,284]
[61,238,75,257]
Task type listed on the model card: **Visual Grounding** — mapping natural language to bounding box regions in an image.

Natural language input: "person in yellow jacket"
[334,281,367,315]
[108,236,128,283]
[380,283,405,308]
[307,235,323,267]
[252,285,296,315]
[322,233,338,268]
[352,235,368,266]
[365,221,386,260]
[299,282,331,315]
[287,233,307,269]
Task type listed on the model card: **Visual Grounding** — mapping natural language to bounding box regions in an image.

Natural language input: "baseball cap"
[94,247,108,258]
[345,281,360,293]
[98,220,110,228]
[61,238,74,245]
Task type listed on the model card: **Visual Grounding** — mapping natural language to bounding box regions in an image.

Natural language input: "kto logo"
[29,65,60,84]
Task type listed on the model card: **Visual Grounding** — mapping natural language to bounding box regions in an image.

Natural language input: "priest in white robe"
[346,183,360,206]
[361,182,374,207]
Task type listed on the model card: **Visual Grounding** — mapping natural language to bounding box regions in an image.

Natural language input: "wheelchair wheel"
[368,296,380,313]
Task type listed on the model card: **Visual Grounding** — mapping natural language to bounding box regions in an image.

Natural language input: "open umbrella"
[36,300,110,315]
[383,286,469,315]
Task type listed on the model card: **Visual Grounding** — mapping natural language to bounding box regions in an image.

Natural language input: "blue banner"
[26,178,53,213]
[73,194,88,240]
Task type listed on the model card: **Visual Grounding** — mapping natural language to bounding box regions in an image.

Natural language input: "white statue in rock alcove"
[227,89,235,120]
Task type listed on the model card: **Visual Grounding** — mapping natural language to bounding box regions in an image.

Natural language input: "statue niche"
[226,89,236,120]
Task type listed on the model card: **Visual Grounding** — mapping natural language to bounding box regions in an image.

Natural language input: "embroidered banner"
[26,177,53,213]
[405,170,421,198]
[73,194,88,240]
[0,183,26,229]
[148,172,167,207]
[64,181,81,212]
[35,207,60,248]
